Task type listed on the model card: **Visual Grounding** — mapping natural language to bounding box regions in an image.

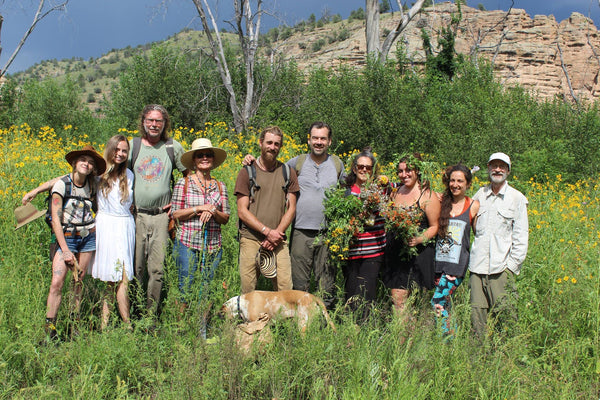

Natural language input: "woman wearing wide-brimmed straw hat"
[171,138,230,336]
[45,145,106,340]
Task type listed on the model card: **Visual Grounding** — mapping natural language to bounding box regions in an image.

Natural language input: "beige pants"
[239,236,292,294]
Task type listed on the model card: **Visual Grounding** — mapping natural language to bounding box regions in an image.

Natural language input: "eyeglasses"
[144,118,165,125]
[194,152,214,159]
[356,164,373,171]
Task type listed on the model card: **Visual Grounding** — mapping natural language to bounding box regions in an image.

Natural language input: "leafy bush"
[311,38,327,52]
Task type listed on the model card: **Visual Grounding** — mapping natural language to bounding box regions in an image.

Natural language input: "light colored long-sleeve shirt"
[468,182,529,275]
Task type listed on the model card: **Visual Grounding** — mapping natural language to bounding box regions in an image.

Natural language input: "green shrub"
[311,38,326,52]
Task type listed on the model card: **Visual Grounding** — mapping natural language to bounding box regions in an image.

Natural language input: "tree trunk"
[365,0,380,57]
[192,0,264,133]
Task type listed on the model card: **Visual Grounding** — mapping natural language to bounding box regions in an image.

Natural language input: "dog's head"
[219,296,240,320]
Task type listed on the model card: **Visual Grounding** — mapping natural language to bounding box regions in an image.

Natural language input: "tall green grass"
[1,124,598,398]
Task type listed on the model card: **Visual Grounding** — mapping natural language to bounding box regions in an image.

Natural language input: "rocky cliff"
[278,2,600,103]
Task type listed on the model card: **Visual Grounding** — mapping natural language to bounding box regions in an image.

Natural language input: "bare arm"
[237,195,283,251]
[470,199,480,234]
[237,195,267,233]
[173,204,229,225]
[22,176,60,204]
[409,190,440,247]
[276,192,297,234]
[242,154,256,166]
[50,194,73,265]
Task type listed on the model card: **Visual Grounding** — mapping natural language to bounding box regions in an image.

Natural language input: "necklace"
[195,172,214,193]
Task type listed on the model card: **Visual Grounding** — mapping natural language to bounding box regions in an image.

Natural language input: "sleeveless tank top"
[434,198,472,277]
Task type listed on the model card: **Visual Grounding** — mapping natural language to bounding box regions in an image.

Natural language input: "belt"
[136,207,166,215]
[295,228,327,235]
[64,227,95,237]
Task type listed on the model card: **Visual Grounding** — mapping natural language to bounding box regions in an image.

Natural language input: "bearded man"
[468,152,529,337]
[234,126,300,293]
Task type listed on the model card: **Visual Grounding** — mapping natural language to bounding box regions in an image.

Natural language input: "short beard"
[489,171,507,185]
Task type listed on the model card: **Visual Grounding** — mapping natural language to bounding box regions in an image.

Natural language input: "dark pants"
[290,228,336,308]
[343,255,383,322]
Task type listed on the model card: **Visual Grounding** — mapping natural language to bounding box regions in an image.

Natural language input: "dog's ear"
[219,298,235,319]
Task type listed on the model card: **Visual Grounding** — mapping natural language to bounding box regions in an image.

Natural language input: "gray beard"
[490,173,507,184]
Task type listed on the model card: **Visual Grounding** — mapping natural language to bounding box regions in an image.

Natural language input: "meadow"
[0,123,599,399]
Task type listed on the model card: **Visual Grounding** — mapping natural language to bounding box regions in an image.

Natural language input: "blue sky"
[2,0,599,73]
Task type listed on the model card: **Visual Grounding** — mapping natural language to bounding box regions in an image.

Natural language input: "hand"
[260,239,275,251]
[22,190,37,205]
[62,249,75,264]
[378,175,389,186]
[242,154,256,166]
[407,236,421,247]
[199,210,213,223]
[265,229,284,247]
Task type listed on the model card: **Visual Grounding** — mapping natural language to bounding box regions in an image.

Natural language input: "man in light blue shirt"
[469,152,528,336]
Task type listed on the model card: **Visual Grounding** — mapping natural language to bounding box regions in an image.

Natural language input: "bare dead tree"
[587,33,600,68]
[365,0,380,57]
[365,0,427,61]
[380,0,427,60]
[0,0,69,78]
[192,0,267,133]
[465,0,514,67]
[557,39,579,105]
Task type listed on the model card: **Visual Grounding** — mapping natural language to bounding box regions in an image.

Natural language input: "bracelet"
[261,226,267,233]
[211,207,217,214]
[193,207,198,216]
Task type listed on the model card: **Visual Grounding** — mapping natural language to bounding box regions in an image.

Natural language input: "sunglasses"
[194,152,215,159]
[356,164,373,171]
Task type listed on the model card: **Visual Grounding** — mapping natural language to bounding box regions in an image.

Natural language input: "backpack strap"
[59,175,94,230]
[165,137,176,190]
[165,137,175,167]
[245,164,259,204]
[294,154,308,176]
[128,137,141,171]
[281,162,291,195]
[331,154,343,178]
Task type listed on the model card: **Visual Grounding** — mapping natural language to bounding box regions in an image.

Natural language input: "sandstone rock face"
[278,2,600,102]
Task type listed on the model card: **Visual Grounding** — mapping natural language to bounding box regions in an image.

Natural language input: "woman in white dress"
[92,134,135,330]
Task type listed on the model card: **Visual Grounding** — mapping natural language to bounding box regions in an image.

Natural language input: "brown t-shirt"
[234,161,299,241]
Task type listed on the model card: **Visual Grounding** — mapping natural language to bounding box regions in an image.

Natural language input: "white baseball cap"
[488,152,511,170]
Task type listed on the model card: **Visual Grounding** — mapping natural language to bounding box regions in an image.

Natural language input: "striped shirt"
[171,176,230,253]
[347,184,386,260]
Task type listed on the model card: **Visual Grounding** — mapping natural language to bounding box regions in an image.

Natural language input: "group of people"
[23,105,193,338]
[342,150,528,336]
[20,104,528,340]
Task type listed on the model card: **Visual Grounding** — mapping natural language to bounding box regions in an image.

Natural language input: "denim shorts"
[59,231,96,254]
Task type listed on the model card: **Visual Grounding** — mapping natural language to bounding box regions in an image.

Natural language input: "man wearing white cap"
[468,152,528,337]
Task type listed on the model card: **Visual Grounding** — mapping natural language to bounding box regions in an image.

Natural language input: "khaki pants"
[469,270,517,337]
[134,212,169,313]
[239,236,292,294]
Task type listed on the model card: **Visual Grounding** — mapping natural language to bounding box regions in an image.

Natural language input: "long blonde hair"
[100,135,130,204]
